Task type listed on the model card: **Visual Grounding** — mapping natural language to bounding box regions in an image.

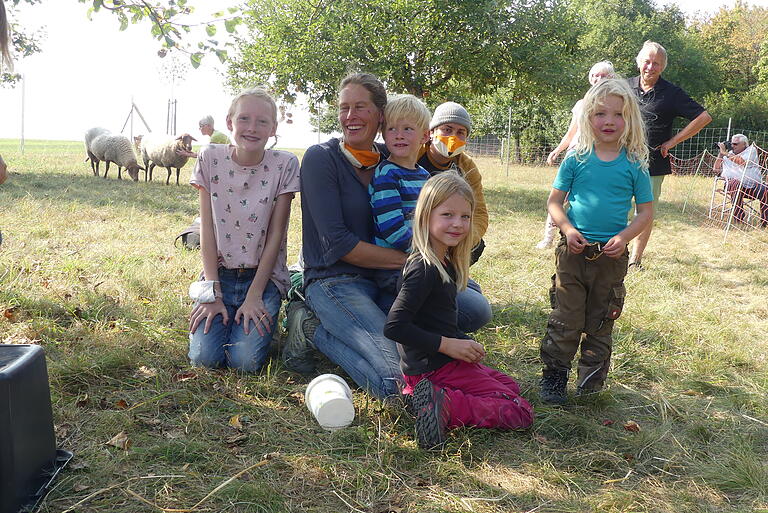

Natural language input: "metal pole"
[20,73,25,154]
[726,117,732,141]
[130,96,134,140]
[504,105,512,177]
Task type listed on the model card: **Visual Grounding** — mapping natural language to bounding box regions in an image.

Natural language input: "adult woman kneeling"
[300,73,404,399]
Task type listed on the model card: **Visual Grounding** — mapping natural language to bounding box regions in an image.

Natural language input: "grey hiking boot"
[413,379,448,449]
[282,300,320,375]
[540,369,569,404]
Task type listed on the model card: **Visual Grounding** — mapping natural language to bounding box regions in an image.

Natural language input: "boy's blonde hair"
[383,94,431,132]
[410,171,474,290]
[227,87,278,125]
[573,78,649,169]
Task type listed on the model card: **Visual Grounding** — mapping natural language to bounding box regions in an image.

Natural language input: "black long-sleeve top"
[384,254,469,375]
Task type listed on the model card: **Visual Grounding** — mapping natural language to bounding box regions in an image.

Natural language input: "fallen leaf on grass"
[115,399,129,410]
[164,428,186,439]
[72,483,90,492]
[289,392,304,404]
[2,308,16,321]
[135,415,162,427]
[224,433,249,446]
[55,423,72,439]
[75,395,90,408]
[229,415,244,430]
[69,460,89,471]
[138,296,153,305]
[681,389,702,396]
[106,431,131,450]
[623,421,641,432]
[173,370,198,382]
[533,434,549,444]
[602,419,615,426]
[133,366,158,379]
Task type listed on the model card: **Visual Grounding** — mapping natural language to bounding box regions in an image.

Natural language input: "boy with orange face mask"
[417,102,492,334]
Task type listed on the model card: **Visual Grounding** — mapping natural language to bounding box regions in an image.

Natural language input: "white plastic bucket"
[304,374,355,431]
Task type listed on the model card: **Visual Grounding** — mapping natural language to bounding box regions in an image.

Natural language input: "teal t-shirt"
[552,149,653,243]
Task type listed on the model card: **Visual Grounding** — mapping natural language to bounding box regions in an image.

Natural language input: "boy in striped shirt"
[369,95,433,292]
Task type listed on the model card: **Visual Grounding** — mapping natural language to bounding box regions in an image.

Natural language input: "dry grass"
[1,139,767,512]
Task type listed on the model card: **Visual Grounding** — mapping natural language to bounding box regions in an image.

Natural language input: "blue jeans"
[188,269,282,372]
[457,278,492,333]
[305,275,402,400]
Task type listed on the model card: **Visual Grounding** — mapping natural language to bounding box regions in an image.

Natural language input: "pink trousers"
[403,360,534,430]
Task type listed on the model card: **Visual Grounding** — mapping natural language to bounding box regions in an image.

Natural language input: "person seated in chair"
[714,134,768,226]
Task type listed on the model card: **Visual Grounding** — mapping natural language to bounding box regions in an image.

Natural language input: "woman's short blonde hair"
[573,77,649,169]
[383,94,431,132]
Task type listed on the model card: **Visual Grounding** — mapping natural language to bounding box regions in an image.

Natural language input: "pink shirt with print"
[190,144,300,296]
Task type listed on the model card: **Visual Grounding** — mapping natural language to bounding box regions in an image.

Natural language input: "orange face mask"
[341,142,380,169]
[432,134,466,158]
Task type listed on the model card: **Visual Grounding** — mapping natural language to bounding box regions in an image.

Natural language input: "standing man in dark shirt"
[628,41,712,269]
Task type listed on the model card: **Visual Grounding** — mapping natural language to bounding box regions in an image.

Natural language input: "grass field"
[1,139,767,513]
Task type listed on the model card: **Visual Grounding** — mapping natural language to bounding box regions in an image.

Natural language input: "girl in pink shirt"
[188,88,300,372]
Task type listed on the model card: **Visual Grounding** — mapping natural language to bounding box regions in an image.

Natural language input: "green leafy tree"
[694,1,768,94]
[2,0,237,86]
[226,0,575,107]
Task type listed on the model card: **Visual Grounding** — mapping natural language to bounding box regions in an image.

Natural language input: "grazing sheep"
[90,133,143,181]
[141,133,196,185]
[84,127,110,176]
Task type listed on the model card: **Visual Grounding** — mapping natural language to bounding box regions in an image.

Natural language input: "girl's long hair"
[573,78,648,169]
[409,172,474,290]
[1,1,12,72]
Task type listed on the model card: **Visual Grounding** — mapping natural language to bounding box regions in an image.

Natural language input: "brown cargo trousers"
[540,237,629,391]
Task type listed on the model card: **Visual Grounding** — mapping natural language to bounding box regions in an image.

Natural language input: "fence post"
[505,106,512,177]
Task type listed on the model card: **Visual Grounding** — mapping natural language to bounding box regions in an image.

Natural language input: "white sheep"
[84,127,110,176]
[90,132,144,181]
[140,133,196,185]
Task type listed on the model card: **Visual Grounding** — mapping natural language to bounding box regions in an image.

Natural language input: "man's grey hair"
[636,40,668,71]
[199,115,214,127]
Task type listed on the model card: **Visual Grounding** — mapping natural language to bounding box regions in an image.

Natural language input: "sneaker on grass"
[412,379,448,450]
[540,369,568,405]
[282,300,320,375]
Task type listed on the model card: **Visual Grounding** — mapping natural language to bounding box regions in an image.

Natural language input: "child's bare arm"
[438,337,485,364]
[190,187,228,334]
[547,188,586,253]
[602,201,654,258]
[237,192,294,336]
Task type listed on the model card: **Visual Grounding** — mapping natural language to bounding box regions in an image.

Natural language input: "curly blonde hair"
[573,78,648,169]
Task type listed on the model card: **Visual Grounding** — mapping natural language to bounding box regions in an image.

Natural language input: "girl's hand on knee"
[439,337,486,364]
[235,296,273,336]
[190,299,228,335]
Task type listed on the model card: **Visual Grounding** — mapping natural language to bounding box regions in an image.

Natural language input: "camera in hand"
[714,141,733,151]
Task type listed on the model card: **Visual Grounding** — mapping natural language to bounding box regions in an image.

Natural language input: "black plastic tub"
[0,344,72,513]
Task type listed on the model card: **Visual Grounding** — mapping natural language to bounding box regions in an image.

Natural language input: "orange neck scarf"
[341,141,380,169]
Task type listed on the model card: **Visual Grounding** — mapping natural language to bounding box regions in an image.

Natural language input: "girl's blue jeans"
[188,268,282,372]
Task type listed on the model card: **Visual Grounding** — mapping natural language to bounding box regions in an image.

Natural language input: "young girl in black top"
[384,172,533,449]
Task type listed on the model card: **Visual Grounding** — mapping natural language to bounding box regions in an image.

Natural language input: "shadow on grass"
[0,169,198,218]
